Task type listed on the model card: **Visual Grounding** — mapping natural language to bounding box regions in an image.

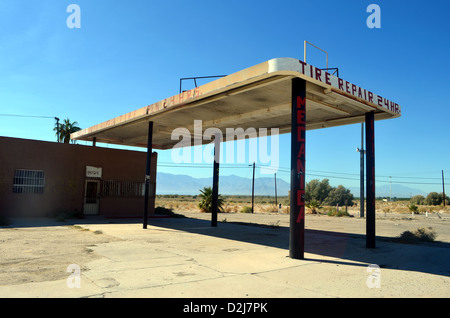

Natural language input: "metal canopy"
[71,58,401,148]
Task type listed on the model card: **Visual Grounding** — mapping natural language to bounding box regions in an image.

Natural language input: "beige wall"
[0,137,157,218]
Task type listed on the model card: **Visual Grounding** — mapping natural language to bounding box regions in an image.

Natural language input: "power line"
[158,164,251,169]
[158,162,254,169]
[157,161,448,186]
[0,113,56,119]
[377,180,445,185]
[307,169,444,180]
[377,175,443,180]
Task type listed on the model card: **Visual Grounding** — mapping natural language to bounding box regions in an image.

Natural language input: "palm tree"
[198,186,224,212]
[306,199,321,214]
[54,118,81,143]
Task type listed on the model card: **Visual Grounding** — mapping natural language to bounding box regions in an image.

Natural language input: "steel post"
[289,78,306,259]
[443,170,446,208]
[211,133,220,227]
[365,112,375,248]
[360,123,365,218]
[251,162,255,213]
[143,121,153,229]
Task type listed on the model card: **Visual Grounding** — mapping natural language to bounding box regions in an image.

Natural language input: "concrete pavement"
[0,212,450,298]
[1,213,449,298]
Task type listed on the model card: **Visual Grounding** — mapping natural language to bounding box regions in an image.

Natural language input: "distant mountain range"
[156,172,289,196]
[349,184,427,198]
[156,172,426,198]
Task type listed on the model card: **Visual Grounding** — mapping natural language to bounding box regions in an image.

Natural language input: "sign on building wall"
[86,166,102,178]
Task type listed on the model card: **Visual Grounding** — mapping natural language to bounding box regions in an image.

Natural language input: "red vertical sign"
[289,78,306,259]
[296,96,306,223]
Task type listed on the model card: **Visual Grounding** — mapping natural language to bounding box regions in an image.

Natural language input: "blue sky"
[1,0,449,196]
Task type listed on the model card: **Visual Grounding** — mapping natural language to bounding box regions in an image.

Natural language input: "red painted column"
[289,78,306,259]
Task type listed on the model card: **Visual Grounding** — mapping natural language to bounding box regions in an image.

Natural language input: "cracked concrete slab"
[1,213,449,298]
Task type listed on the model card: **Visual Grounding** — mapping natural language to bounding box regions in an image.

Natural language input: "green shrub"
[240,206,252,213]
[326,208,350,217]
[397,227,436,243]
[306,199,321,214]
[408,204,419,213]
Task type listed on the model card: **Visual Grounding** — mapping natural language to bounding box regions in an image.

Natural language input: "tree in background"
[410,193,449,206]
[410,195,426,205]
[426,192,442,205]
[304,179,354,209]
[54,118,81,143]
[324,185,355,207]
[425,192,449,206]
[305,179,332,203]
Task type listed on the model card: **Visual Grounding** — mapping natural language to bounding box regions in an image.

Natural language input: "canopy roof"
[71,58,401,149]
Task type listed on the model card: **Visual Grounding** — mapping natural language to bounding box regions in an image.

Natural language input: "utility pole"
[251,162,255,213]
[443,170,446,208]
[211,134,221,227]
[274,173,278,207]
[357,123,365,217]
[389,176,392,202]
[55,117,60,143]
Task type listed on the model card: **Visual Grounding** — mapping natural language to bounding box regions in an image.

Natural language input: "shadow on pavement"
[3,215,449,278]
[145,216,450,278]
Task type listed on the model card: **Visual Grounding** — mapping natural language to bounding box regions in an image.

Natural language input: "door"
[84,180,100,215]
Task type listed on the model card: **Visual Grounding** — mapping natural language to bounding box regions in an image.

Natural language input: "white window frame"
[13,169,45,194]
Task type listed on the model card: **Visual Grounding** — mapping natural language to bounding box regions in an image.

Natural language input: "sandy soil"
[0,225,121,286]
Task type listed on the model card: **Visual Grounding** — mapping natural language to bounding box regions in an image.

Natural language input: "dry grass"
[375,201,450,215]
[155,195,287,214]
[155,195,450,217]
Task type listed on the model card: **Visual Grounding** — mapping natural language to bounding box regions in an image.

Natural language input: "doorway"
[84,180,100,215]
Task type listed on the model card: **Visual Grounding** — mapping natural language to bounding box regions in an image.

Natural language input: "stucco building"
[0,136,157,218]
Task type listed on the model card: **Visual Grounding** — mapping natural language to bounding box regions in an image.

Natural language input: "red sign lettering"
[294,60,400,115]
[296,206,305,223]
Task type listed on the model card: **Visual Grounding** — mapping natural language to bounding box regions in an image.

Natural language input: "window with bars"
[13,169,45,194]
[101,180,146,197]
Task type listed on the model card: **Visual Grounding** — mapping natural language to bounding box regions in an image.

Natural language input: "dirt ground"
[1,208,449,287]
[0,225,121,286]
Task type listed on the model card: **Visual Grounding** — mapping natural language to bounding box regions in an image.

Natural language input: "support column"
[359,123,364,218]
[289,78,306,259]
[251,162,255,213]
[143,121,154,229]
[211,133,220,227]
[365,112,375,248]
